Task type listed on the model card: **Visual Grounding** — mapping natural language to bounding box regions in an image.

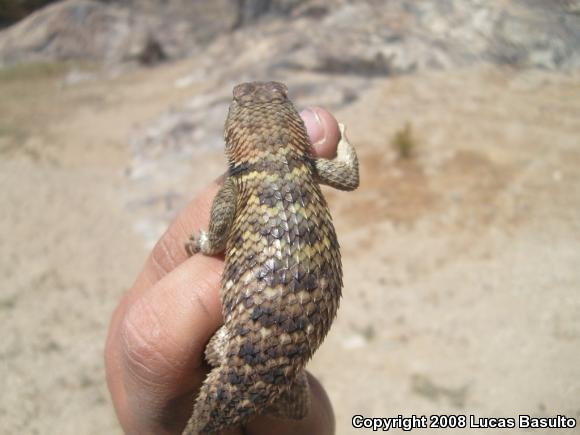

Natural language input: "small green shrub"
[392,122,416,159]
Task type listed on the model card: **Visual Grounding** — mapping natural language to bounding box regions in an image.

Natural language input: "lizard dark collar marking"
[228,163,251,177]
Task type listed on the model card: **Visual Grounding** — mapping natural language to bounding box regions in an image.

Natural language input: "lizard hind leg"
[204,326,229,367]
[265,370,311,420]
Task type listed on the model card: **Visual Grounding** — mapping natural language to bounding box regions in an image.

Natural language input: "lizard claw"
[185,235,200,256]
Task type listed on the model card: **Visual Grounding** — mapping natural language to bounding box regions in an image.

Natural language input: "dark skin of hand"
[105,107,341,435]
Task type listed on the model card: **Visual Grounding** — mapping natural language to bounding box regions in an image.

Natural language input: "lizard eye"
[233,83,255,101]
[265,81,288,100]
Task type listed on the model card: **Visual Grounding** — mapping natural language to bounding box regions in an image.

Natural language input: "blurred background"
[1,1,579,434]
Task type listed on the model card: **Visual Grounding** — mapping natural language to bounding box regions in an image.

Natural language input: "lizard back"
[222,82,342,367]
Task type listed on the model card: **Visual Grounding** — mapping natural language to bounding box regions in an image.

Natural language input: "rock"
[1,0,578,72]
[0,0,238,66]
[233,0,307,28]
[0,0,128,65]
[0,0,59,28]
[136,36,166,66]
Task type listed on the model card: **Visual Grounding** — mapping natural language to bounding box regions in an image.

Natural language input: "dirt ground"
[1,61,579,434]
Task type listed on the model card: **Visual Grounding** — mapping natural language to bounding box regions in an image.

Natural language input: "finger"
[301,106,341,160]
[106,254,224,433]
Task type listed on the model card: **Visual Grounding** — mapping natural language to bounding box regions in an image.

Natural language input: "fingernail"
[301,107,325,145]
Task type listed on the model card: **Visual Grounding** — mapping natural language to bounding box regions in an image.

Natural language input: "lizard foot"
[184,235,200,256]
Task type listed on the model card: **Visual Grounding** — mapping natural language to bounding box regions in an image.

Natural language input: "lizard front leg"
[185,177,237,256]
[314,123,359,191]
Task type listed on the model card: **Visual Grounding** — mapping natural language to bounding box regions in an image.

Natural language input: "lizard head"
[232,81,288,104]
[224,81,311,167]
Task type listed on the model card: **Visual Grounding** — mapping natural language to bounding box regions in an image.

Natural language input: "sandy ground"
[1,61,579,434]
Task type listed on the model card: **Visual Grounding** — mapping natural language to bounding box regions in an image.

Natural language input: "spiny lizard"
[183,81,359,434]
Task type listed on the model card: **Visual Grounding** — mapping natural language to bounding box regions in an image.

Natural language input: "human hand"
[105,107,341,435]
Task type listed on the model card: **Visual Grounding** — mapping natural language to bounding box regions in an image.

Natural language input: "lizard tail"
[182,361,296,434]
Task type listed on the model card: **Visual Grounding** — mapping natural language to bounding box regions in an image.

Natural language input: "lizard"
[183,81,359,434]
